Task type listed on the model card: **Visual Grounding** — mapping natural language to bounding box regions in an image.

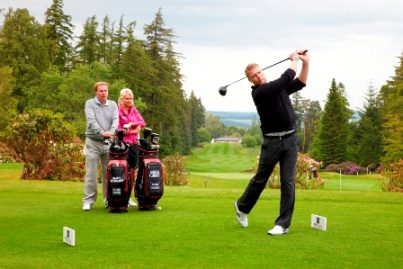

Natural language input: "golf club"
[218,49,308,96]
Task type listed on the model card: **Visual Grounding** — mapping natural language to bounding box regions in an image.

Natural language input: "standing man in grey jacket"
[83,81,118,211]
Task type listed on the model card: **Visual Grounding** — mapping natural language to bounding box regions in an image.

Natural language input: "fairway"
[184,143,260,173]
[1,159,403,269]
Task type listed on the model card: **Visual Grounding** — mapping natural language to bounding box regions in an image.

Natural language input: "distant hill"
[209,110,361,128]
[208,111,259,128]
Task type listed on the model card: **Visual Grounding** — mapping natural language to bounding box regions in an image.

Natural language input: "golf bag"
[135,128,164,210]
[105,129,131,212]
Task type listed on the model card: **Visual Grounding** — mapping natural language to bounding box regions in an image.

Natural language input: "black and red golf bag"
[135,128,164,210]
[105,129,131,212]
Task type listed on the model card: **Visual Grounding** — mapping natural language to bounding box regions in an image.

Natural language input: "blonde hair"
[245,63,259,78]
[93,81,109,92]
[118,88,134,107]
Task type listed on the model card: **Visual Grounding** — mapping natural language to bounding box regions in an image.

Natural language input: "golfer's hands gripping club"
[289,49,308,61]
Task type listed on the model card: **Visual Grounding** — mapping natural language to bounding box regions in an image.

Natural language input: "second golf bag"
[105,129,131,212]
[135,128,164,210]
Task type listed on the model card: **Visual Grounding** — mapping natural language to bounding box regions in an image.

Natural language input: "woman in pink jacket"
[118,88,146,207]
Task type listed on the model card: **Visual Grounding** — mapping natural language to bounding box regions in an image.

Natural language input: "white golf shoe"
[82,203,91,211]
[234,201,248,228]
[268,225,289,235]
[128,199,137,207]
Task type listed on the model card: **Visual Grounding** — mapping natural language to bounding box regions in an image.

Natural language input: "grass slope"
[1,144,402,268]
[185,143,259,173]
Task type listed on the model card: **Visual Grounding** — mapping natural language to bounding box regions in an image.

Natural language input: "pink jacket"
[118,106,146,144]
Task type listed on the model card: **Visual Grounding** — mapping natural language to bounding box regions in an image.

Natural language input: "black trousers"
[127,144,139,170]
[237,133,298,228]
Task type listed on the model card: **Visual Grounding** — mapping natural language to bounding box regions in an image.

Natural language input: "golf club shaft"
[261,58,289,71]
[225,50,308,87]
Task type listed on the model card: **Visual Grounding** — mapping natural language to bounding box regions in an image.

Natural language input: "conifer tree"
[120,21,154,93]
[111,16,127,79]
[316,79,351,166]
[44,0,74,72]
[75,16,100,64]
[99,16,114,65]
[143,8,191,155]
[354,83,383,166]
[379,53,403,163]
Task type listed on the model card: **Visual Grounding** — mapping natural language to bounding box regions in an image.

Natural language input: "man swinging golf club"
[234,49,309,235]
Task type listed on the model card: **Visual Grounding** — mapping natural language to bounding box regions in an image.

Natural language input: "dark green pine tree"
[44,0,74,72]
[74,16,100,64]
[143,8,191,155]
[143,8,175,128]
[111,16,127,79]
[98,16,114,65]
[165,40,192,154]
[317,79,351,166]
[379,53,403,163]
[120,21,154,93]
[0,8,50,111]
[354,83,383,166]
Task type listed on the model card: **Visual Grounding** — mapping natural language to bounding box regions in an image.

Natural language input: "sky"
[1,0,402,112]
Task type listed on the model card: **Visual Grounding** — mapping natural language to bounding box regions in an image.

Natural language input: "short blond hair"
[245,63,259,78]
[118,88,134,106]
[93,81,109,92]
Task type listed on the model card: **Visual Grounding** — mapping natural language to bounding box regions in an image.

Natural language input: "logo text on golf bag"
[112,188,121,196]
[149,170,160,178]
[110,176,124,183]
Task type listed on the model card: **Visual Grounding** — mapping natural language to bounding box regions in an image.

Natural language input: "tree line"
[0,0,205,156]
[0,0,401,170]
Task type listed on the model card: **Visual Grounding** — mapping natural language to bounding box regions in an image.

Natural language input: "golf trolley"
[135,128,164,210]
[105,129,131,212]
[105,128,164,212]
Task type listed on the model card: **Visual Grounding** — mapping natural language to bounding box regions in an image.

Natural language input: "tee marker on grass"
[311,214,327,231]
[63,227,76,246]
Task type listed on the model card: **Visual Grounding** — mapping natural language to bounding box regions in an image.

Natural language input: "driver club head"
[218,85,228,96]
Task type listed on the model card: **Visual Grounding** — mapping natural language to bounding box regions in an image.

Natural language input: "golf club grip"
[298,49,308,55]
[261,50,308,71]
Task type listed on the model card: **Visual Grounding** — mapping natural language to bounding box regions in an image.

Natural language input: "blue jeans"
[237,133,298,228]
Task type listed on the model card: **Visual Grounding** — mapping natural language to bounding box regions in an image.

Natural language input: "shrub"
[241,135,257,148]
[0,141,20,163]
[325,161,363,175]
[266,153,324,190]
[295,154,324,189]
[381,160,403,192]
[5,109,84,180]
[197,128,212,143]
[367,163,378,172]
[162,154,188,186]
